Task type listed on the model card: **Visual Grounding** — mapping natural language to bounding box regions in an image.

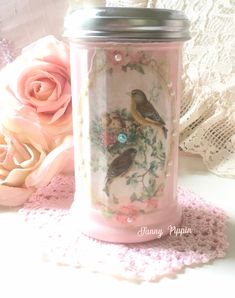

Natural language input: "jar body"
[69,40,183,243]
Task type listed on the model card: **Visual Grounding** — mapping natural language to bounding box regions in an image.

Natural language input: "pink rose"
[145,197,158,209]
[116,205,139,224]
[0,36,72,136]
[0,109,73,206]
[101,130,116,147]
[129,51,143,64]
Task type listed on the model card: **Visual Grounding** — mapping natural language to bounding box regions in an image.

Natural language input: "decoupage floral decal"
[86,48,172,223]
[92,49,153,76]
[107,50,151,75]
[90,107,166,220]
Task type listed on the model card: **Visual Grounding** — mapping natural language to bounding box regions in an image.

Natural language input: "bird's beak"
[126,92,131,97]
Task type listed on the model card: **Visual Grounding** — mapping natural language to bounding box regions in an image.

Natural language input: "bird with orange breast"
[130,89,168,138]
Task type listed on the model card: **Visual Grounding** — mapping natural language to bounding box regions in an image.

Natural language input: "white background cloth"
[0,0,67,49]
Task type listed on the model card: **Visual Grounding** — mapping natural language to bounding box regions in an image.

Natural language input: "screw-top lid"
[64,7,190,42]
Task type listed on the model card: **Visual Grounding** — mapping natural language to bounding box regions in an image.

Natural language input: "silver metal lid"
[64,7,190,42]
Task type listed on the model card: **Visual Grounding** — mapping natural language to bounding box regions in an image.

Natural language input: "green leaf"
[149,160,158,176]
[122,65,127,72]
[134,64,145,74]
[112,196,119,204]
[126,173,139,186]
[130,192,138,202]
[101,208,114,218]
[152,135,157,144]
[150,160,158,168]
[151,150,157,157]
[144,179,157,197]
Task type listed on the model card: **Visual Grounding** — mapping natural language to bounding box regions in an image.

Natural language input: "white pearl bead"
[114,54,122,62]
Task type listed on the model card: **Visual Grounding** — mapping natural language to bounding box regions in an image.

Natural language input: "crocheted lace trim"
[19,175,229,281]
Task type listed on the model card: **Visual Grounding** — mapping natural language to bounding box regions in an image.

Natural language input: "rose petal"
[0,168,10,178]
[13,63,69,107]
[0,184,34,207]
[0,146,46,187]
[36,80,70,113]
[1,111,50,152]
[25,135,73,188]
[61,147,74,174]
[17,144,40,168]
[47,96,71,124]
[25,70,65,103]
[22,35,70,71]
[38,102,72,136]
[10,135,32,162]
[1,167,31,187]
[1,150,17,170]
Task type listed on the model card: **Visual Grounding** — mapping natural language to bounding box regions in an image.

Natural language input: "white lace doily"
[18,175,229,281]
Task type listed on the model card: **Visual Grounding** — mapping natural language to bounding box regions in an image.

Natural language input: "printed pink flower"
[129,51,143,64]
[116,205,139,224]
[0,35,72,136]
[140,54,151,65]
[145,197,158,208]
[101,130,116,147]
[107,50,129,68]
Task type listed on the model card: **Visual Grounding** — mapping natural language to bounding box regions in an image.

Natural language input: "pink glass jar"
[64,7,190,243]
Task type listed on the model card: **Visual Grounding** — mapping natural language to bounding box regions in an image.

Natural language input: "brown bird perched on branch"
[105,148,137,196]
[130,89,168,138]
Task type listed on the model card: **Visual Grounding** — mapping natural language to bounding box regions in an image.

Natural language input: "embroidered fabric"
[18,175,228,281]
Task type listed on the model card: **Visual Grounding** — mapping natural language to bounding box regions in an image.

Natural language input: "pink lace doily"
[19,175,229,281]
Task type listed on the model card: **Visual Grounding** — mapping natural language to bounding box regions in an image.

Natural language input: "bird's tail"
[104,177,112,196]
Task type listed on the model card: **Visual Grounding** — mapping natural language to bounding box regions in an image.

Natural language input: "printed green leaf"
[152,135,157,144]
[112,196,119,204]
[101,208,114,218]
[134,64,145,74]
[122,65,127,72]
[130,192,138,202]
